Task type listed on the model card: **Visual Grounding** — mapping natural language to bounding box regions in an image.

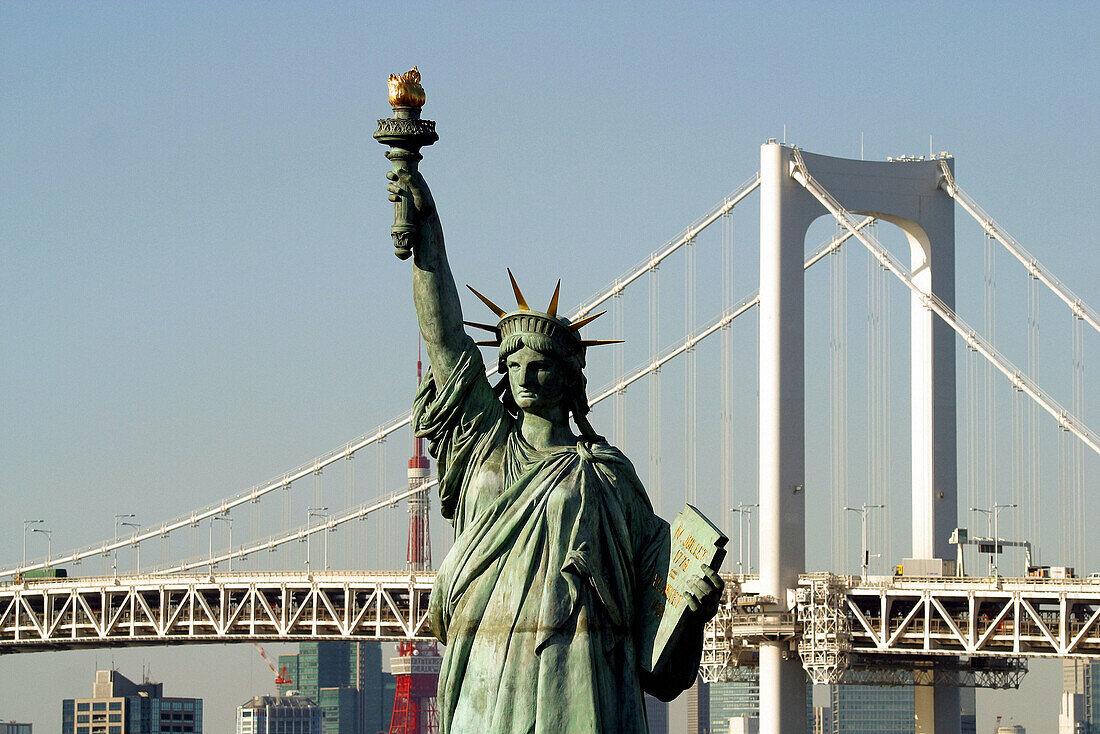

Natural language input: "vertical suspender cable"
[829,221,848,571]
[346,451,355,569]
[1012,366,1024,544]
[1061,425,1070,564]
[866,245,878,574]
[649,266,662,517]
[1027,274,1041,559]
[614,287,625,449]
[878,227,891,575]
[721,208,733,541]
[685,237,697,507]
[282,479,291,573]
[985,233,997,521]
[966,341,978,545]
[377,436,387,568]
[1072,315,1085,566]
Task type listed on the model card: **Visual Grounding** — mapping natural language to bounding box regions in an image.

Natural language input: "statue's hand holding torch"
[375,67,438,259]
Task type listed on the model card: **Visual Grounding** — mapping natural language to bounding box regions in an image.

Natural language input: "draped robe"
[415,346,675,734]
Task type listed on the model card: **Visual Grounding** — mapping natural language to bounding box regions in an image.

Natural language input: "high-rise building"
[0,724,32,734]
[1061,692,1088,734]
[237,695,323,734]
[960,688,977,734]
[1065,660,1100,732]
[727,716,759,734]
[700,676,818,734]
[829,685,913,734]
[62,669,202,734]
[276,642,392,734]
[709,680,758,730]
[645,695,669,734]
[686,678,710,734]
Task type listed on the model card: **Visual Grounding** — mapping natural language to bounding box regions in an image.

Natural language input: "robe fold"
[414,345,669,734]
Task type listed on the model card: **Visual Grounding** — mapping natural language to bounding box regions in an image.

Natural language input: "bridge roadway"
[5,571,1100,685]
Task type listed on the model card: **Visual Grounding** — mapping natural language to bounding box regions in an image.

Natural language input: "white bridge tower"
[758,142,958,734]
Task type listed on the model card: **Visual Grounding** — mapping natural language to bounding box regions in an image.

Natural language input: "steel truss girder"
[834,656,1027,689]
[703,574,1100,687]
[839,576,1100,659]
[0,572,434,653]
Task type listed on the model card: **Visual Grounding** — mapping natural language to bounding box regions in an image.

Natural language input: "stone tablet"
[639,503,728,674]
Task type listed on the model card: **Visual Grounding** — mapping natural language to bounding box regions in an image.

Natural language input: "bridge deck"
[6,572,1100,681]
[0,571,434,653]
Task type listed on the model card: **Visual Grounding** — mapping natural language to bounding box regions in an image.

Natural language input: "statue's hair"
[496,332,602,441]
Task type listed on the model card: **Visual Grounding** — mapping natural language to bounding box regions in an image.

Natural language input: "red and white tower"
[388,350,441,734]
[405,353,432,573]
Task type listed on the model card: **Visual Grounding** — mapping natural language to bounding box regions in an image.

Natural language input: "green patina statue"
[380,70,723,734]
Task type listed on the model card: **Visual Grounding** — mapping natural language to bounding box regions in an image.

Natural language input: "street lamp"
[209,513,232,573]
[30,527,52,571]
[113,513,135,577]
[306,507,329,573]
[844,504,885,577]
[119,519,140,573]
[730,503,758,574]
[22,519,43,571]
[970,503,1017,577]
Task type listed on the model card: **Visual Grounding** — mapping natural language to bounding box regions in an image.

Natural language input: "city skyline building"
[237,695,323,734]
[644,695,668,734]
[960,688,977,734]
[1064,660,1100,733]
[1061,691,1088,734]
[709,680,759,731]
[62,669,202,734]
[829,685,913,734]
[0,724,32,734]
[277,642,392,734]
[686,679,709,734]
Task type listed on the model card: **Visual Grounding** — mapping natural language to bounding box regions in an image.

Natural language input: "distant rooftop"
[240,695,320,710]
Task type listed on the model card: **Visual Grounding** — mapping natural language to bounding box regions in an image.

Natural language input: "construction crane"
[253,642,293,686]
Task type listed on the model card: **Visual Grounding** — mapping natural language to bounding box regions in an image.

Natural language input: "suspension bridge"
[4,143,1097,734]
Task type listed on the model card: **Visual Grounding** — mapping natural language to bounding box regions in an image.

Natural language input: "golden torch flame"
[387,67,426,108]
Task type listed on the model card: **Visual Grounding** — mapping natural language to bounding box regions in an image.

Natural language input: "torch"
[374,67,438,259]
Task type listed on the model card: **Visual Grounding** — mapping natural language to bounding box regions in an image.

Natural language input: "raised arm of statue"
[387,169,473,382]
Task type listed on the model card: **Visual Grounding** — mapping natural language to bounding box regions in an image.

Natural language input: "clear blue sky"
[2,2,1098,732]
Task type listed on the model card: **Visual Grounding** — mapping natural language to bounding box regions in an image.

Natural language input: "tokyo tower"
[388,350,441,734]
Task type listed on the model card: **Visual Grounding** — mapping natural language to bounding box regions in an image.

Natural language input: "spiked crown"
[464,270,622,356]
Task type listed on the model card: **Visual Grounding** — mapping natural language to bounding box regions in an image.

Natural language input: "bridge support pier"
[915,686,961,734]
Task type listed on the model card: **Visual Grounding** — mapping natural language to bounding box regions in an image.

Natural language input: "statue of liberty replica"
[377,69,725,734]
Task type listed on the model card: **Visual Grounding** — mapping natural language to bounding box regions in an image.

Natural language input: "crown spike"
[580,339,624,347]
[466,285,507,318]
[546,280,561,318]
[568,310,607,331]
[463,320,501,334]
[475,339,503,347]
[507,269,530,311]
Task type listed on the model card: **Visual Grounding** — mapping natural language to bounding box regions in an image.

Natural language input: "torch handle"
[387,150,422,260]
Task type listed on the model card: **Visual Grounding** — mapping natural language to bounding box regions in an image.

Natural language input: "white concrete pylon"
[758,142,959,734]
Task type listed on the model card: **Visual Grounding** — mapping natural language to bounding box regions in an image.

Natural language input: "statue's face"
[505,346,568,415]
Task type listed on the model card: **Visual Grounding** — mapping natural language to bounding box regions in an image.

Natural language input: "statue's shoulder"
[579,440,644,482]
[579,439,625,463]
